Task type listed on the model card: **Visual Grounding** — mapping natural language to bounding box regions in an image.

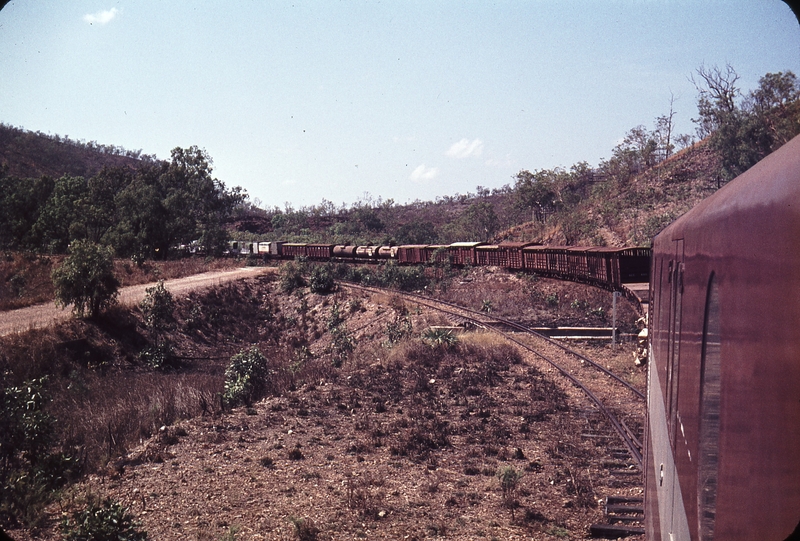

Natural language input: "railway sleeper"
[590,497,644,538]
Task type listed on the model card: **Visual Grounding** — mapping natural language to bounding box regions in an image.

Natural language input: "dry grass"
[2,268,645,540]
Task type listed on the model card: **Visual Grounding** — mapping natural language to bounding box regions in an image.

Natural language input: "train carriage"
[333,245,357,258]
[448,241,485,266]
[500,241,535,269]
[377,245,399,259]
[422,245,449,264]
[584,247,613,283]
[564,247,590,279]
[618,247,651,283]
[355,245,380,259]
[521,245,549,274]
[644,134,800,541]
[397,245,429,264]
[306,244,335,260]
[269,241,284,257]
[281,243,307,259]
[476,245,500,266]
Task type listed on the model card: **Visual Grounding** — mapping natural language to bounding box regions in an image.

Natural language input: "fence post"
[612,291,620,346]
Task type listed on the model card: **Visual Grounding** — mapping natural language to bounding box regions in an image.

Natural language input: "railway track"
[343,282,646,536]
[343,282,645,470]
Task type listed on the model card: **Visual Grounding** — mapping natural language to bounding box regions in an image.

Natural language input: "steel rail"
[347,283,645,401]
[341,282,644,470]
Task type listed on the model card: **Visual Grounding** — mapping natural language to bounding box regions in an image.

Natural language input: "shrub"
[422,327,458,349]
[52,240,119,318]
[280,260,306,293]
[385,312,412,346]
[309,263,335,294]
[223,347,270,407]
[137,341,175,370]
[139,281,174,332]
[61,498,148,541]
[327,302,354,367]
[289,517,319,541]
[0,377,54,478]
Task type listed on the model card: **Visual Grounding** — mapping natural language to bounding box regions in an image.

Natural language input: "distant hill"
[0,123,161,180]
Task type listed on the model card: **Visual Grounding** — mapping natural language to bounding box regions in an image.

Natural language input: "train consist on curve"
[229,136,800,541]
[228,239,651,296]
[644,133,800,540]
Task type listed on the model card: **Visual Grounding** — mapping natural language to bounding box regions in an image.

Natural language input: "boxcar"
[423,245,449,264]
[281,243,307,259]
[448,242,485,266]
[306,244,335,260]
[618,247,650,283]
[499,241,535,269]
[476,245,500,266]
[397,245,430,264]
[269,241,284,257]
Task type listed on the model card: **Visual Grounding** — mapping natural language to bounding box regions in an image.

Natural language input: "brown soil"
[4,267,645,541]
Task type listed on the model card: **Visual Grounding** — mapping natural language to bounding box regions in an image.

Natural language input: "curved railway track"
[342,282,645,471]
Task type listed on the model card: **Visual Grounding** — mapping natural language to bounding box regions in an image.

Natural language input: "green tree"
[692,66,800,180]
[514,169,560,222]
[30,175,88,253]
[52,240,119,318]
[309,263,336,294]
[160,146,245,257]
[0,173,54,250]
[393,220,438,244]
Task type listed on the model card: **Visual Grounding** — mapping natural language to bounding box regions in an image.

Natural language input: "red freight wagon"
[397,245,429,264]
[281,243,307,259]
[306,244,335,259]
[499,241,536,269]
[476,245,500,266]
[448,242,485,266]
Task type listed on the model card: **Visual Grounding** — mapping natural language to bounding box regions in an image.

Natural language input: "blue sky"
[1,1,798,209]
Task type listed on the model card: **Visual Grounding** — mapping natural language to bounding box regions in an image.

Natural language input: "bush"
[280,260,307,293]
[309,263,335,294]
[52,240,119,318]
[1,377,81,527]
[327,302,354,367]
[0,377,54,478]
[61,498,147,541]
[422,327,458,349]
[223,347,270,407]
[139,281,174,332]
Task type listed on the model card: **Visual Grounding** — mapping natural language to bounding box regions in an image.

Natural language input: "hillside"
[1,266,643,540]
[0,125,746,252]
[0,123,158,180]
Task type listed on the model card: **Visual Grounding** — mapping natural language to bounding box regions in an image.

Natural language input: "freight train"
[227,239,650,295]
[230,138,800,541]
[644,133,800,540]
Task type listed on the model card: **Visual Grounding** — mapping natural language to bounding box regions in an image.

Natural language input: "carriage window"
[698,274,721,540]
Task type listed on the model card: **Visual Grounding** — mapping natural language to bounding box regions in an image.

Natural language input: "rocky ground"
[4,266,645,541]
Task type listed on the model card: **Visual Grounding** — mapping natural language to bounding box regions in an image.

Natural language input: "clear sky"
[1,1,799,209]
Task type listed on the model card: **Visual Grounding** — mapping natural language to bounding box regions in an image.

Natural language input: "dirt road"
[0,266,274,337]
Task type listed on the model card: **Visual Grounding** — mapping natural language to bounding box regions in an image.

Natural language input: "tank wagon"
[644,134,800,540]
